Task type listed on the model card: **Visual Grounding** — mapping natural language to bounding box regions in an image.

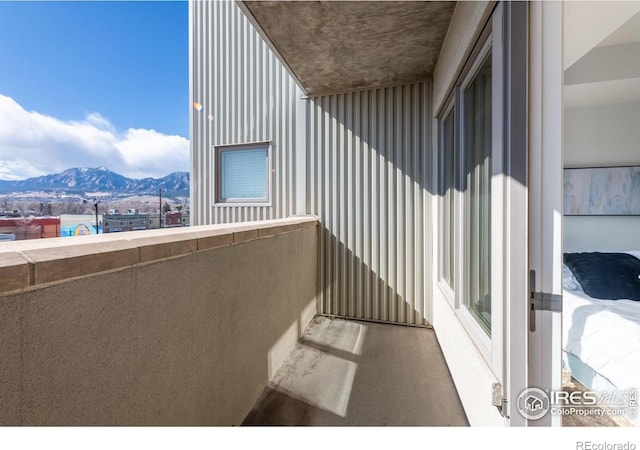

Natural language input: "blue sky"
[0,0,189,180]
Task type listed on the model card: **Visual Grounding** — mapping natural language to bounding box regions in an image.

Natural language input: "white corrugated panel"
[307,83,431,326]
[191,1,432,326]
[190,0,301,225]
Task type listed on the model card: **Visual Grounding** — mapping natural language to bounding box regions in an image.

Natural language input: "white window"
[436,3,529,419]
[437,18,499,355]
[462,46,492,336]
[215,143,271,204]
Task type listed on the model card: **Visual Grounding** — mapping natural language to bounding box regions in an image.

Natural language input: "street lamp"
[93,198,99,234]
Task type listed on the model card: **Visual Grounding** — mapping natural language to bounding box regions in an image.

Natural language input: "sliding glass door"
[436,2,529,424]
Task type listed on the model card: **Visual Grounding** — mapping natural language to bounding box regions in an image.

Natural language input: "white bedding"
[562,255,640,395]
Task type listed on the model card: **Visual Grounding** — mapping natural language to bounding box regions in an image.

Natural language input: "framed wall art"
[563,165,640,216]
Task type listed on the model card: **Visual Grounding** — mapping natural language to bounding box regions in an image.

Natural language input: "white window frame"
[457,36,494,358]
[212,142,272,207]
[437,98,456,307]
[435,2,530,424]
[436,9,505,376]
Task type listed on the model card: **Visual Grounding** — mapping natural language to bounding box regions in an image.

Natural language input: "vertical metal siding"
[307,83,430,326]
[191,0,301,225]
[191,1,432,326]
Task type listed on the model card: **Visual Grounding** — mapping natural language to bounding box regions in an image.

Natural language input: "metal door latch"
[529,270,562,332]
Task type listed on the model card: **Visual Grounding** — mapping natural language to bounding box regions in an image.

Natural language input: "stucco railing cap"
[0,216,318,292]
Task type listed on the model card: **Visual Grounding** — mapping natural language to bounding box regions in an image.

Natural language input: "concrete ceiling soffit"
[240,1,456,96]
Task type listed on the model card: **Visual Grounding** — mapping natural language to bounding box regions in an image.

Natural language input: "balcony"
[0,217,466,426]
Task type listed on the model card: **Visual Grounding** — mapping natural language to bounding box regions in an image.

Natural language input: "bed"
[562,251,640,426]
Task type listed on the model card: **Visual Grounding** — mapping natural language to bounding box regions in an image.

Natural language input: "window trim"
[456,34,494,358]
[213,142,272,207]
[437,98,457,307]
[435,6,505,372]
[459,37,493,341]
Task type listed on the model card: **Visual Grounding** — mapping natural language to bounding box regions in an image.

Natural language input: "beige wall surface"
[0,221,317,425]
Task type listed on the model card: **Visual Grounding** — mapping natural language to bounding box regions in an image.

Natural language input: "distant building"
[164,212,182,228]
[60,214,103,236]
[149,214,161,229]
[0,217,61,240]
[148,212,189,229]
[103,214,150,233]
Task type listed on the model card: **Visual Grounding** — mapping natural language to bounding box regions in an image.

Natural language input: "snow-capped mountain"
[0,167,190,198]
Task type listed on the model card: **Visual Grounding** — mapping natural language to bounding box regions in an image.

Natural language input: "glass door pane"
[463,52,492,335]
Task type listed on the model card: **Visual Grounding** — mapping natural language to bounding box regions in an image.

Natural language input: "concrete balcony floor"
[243,316,469,426]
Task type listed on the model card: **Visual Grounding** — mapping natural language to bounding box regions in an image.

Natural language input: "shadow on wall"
[306,25,527,323]
[307,84,430,325]
[316,225,424,325]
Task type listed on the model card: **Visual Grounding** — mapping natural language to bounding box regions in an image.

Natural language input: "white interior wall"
[564,102,640,167]
[564,216,640,252]
[563,1,640,70]
[563,102,640,252]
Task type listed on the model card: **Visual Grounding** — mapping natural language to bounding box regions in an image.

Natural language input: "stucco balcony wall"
[0,217,318,425]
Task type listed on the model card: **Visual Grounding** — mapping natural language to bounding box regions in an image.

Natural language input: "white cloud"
[0,94,189,180]
[116,128,191,179]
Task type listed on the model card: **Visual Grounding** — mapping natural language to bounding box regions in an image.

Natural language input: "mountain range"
[0,167,190,198]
